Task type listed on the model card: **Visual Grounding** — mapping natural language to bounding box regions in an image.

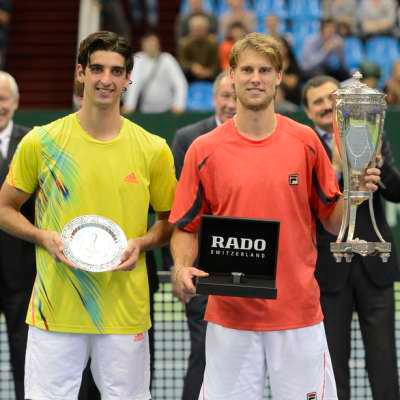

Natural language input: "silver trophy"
[330,71,391,263]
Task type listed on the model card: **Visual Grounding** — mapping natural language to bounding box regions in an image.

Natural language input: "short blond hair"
[229,33,283,72]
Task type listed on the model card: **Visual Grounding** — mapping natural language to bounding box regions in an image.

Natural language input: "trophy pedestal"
[196,274,277,299]
[331,241,391,262]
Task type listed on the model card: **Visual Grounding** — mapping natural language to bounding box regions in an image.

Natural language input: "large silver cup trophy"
[330,71,391,263]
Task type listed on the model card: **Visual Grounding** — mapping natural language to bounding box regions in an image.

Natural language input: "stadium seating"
[255,0,288,19]
[287,0,321,19]
[179,0,214,15]
[366,36,399,87]
[343,36,365,72]
[214,0,254,16]
[186,81,214,111]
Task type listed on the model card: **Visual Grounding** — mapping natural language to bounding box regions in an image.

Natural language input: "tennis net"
[1,272,399,399]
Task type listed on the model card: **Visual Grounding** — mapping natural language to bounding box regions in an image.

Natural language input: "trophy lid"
[333,71,386,106]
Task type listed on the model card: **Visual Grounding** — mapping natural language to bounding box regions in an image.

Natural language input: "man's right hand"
[171,266,209,304]
[38,230,77,268]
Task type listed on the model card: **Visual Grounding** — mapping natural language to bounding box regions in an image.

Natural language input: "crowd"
[0,1,400,400]
[120,0,400,113]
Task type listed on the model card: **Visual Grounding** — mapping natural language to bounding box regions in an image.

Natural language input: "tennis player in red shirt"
[169,33,381,400]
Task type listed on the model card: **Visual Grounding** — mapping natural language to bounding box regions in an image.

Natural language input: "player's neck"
[77,104,123,141]
[234,102,277,140]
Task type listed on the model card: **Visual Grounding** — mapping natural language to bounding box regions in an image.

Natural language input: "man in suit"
[303,75,400,400]
[171,70,236,400]
[0,71,35,400]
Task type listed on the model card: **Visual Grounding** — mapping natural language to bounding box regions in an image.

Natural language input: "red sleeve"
[310,136,341,220]
[168,141,210,232]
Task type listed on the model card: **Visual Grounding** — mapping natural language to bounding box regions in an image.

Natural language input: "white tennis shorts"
[25,326,151,400]
[199,322,338,400]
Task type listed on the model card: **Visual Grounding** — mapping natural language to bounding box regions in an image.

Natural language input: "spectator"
[277,36,303,105]
[385,59,400,105]
[178,13,219,82]
[175,0,218,41]
[301,18,349,82]
[124,32,188,113]
[263,15,291,41]
[171,71,236,399]
[0,0,11,68]
[0,71,35,400]
[218,21,247,70]
[303,74,400,400]
[219,0,257,39]
[322,0,358,36]
[359,0,397,37]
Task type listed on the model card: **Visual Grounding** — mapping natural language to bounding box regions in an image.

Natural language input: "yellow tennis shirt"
[7,113,176,334]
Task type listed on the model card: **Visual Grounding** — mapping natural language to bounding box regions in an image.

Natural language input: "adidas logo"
[124,172,139,184]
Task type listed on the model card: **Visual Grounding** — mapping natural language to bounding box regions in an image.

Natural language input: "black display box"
[196,215,280,299]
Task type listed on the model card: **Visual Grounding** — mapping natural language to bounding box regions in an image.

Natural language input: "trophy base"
[196,274,277,299]
[331,241,391,263]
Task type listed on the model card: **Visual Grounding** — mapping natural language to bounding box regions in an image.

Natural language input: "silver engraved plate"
[62,215,128,272]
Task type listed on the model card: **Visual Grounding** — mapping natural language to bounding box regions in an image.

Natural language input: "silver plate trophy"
[62,215,128,272]
[330,71,391,263]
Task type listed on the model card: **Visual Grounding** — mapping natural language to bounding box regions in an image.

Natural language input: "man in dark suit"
[303,75,400,400]
[0,71,35,400]
[171,70,236,400]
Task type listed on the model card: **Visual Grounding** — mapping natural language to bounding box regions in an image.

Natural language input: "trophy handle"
[336,190,349,243]
[346,202,358,242]
[369,194,386,243]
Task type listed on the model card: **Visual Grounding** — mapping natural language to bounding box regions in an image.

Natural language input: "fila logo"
[289,174,299,185]
[133,333,145,342]
[211,236,266,251]
[307,392,317,400]
[124,172,139,184]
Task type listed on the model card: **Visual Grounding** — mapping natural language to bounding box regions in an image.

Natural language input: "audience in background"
[124,32,187,113]
[175,0,218,42]
[218,21,247,70]
[178,13,219,82]
[322,0,358,36]
[301,18,349,82]
[359,0,397,38]
[219,0,257,39]
[385,59,400,106]
[0,0,11,68]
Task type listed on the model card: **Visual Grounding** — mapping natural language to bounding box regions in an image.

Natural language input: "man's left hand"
[361,167,381,192]
[113,238,142,271]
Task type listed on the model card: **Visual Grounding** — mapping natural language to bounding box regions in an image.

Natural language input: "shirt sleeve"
[149,140,177,212]
[169,141,210,232]
[6,128,40,194]
[310,135,341,220]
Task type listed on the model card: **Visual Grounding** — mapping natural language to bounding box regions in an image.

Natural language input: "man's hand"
[361,167,381,192]
[113,238,142,271]
[38,230,77,268]
[171,266,209,303]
